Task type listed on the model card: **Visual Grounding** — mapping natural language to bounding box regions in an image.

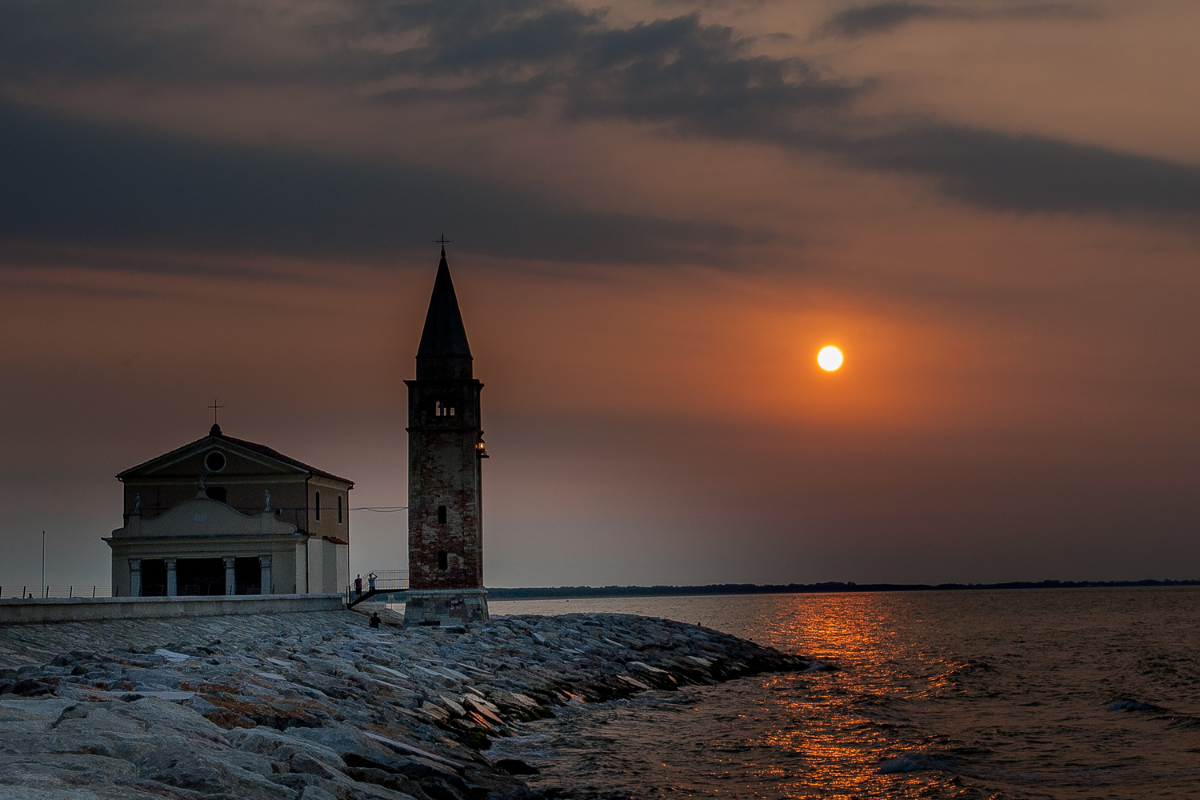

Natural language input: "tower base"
[403,588,489,627]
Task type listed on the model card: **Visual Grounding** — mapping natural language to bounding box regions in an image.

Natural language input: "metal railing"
[347,570,408,606]
[0,586,112,600]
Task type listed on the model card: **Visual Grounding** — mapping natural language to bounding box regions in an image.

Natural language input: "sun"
[817,345,843,371]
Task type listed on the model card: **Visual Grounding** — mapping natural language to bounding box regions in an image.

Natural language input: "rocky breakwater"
[0,612,807,799]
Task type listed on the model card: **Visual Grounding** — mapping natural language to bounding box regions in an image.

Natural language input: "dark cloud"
[836,124,1200,216]
[0,99,747,267]
[2,0,1192,236]
[820,3,944,38]
[818,2,1097,39]
[370,3,859,131]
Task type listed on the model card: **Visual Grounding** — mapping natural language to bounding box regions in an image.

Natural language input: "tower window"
[434,401,457,417]
[337,495,343,524]
[438,550,448,571]
[314,491,321,521]
[437,505,447,524]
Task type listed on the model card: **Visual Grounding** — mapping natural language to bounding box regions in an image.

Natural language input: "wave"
[1107,698,1166,713]
[1107,698,1200,727]
[877,752,954,774]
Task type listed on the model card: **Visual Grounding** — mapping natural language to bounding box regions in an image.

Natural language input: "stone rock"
[0,610,808,799]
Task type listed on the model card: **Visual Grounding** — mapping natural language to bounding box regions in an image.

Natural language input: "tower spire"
[416,245,472,379]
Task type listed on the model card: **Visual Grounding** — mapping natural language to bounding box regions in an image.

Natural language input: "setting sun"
[818,346,843,371]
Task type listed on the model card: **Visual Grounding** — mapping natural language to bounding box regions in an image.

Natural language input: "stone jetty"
[0,609,807,799]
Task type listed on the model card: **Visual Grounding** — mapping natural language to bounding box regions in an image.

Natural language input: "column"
[165,558,177,597]
[129,558,142,598]
[224,558,236,596]
[259,555,272,596]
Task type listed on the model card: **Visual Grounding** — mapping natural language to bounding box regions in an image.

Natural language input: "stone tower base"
[403,588,489,627]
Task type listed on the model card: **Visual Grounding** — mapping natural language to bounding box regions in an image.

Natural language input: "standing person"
[368,572,377,593]
[354,574,363,599]
[369,611,381,629]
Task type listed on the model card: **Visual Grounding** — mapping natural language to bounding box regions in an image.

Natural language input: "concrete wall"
[308,478,351,545]
[0,594,345,625]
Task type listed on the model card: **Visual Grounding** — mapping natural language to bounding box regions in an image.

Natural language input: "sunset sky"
[2,0,1199,591]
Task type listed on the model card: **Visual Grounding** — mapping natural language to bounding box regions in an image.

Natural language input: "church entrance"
[234,557,261,595]
[176,558,224,596]
[141,559,167,596]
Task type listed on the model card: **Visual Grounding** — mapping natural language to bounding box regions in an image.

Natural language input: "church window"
[205,486,227,504]
[205,451,226,472]
[438,550,448,571]
[437,505,447,524]
[434,401,457,417]
[337,495,343,524]
[314,491,321,521]
[449,407,455,416]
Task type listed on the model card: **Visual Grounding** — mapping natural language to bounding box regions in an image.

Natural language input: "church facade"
[105,425,353,597]
[404,247,490,626]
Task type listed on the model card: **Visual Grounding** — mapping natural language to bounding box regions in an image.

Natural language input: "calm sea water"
[481,588,1200,799]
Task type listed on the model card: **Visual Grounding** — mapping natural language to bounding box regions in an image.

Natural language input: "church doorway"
[176,558,224,596]
[234,557,261,595]
[141,559,167,596]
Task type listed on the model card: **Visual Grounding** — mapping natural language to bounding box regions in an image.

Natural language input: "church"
[105,427,353,597]
[103,245,490,620]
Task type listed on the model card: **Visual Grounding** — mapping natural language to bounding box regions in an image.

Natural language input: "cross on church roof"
[208,398,225,425]
[434,233,453,248]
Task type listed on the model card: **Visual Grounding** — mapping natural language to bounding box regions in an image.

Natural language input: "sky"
[2,0,1199,591]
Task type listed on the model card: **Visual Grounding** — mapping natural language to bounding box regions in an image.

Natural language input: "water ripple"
[489,587,1200,798]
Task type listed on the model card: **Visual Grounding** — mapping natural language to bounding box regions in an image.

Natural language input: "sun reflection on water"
[488,589,1200,799]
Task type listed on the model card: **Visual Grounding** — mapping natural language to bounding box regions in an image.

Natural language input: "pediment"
[117,428,352,487]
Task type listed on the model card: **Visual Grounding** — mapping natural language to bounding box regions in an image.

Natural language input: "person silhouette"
[369,611,381,629]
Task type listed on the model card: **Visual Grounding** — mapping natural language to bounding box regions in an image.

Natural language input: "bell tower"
[403,246,489,626]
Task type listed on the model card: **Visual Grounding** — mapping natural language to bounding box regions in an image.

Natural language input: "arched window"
[438,550,448,571]
[314,491,321,522]
[337,495,343,524]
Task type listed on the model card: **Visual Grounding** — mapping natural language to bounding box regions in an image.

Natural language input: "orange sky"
[1,0,1198,588]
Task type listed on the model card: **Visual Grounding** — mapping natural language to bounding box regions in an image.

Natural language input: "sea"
[476,588,1200,799]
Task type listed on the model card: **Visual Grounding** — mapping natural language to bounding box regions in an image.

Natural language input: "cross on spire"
[435,232,453,256]
[208,398,225,425]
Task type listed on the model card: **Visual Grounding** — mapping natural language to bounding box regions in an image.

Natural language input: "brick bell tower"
[403,245,490,626]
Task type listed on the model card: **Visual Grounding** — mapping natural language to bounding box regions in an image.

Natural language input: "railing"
[347,570,408,608]
[0,586,112,600]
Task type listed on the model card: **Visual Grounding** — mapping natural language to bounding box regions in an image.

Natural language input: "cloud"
[819,2,945,38]
[0,99,748,267]
[2,0,1194,236]
[818,2,1098,39]
[836,124,1200,216]
[369,3,860,135]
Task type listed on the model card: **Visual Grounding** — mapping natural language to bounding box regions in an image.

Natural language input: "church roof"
[117,424,354,486]
[417,248,473,361]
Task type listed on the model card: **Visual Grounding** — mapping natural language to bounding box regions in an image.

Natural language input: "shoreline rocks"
[0,611,807,799]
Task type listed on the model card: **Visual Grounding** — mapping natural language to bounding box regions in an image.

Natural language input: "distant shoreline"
[365,579,1200,604]
[484,579,1200,600]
